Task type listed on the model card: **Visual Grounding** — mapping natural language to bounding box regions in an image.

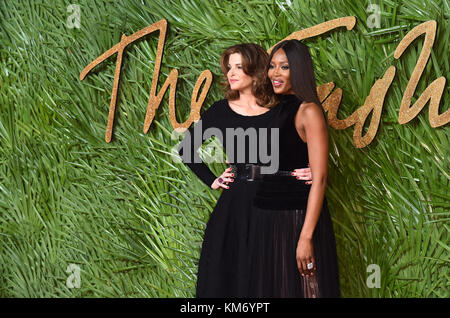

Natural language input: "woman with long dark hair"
[178,43,312,297]
[248,39,340,297]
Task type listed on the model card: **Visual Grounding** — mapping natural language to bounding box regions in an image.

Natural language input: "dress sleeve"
[177,102,219,188]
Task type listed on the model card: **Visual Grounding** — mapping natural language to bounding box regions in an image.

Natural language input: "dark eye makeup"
[268,63,289,70]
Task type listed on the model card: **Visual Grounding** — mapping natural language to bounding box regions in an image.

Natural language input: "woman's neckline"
[225,99,276,118]
[279,93,300,102]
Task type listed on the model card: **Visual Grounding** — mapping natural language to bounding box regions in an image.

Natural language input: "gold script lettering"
[80,19,212,142]
[394,20,448,127]
[80,17,447,148]
[269,16,356,53]
[282,17,447,147]
[324,68,395,148]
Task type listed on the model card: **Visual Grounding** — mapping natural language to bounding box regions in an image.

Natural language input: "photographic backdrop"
[0,0,448,297]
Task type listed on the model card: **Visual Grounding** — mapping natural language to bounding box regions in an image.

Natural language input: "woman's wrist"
[299,232,313,241]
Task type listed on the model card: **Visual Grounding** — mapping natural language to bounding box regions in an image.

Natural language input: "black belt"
[229,164,294,181]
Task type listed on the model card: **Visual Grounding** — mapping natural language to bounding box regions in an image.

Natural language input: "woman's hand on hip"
[292,164,312,185]
[211,167,234,190]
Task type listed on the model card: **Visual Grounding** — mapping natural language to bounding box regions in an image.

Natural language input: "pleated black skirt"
[248,198,340,298]
[195,179,259,298]
[195,176,340,298]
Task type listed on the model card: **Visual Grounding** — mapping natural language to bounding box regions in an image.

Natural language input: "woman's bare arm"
[294,102,329,275]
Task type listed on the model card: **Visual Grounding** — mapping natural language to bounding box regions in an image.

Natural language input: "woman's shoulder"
[195,98,235,128]
[295,101,327,130]
[201,98,227,117]
[211,98,228,107]
[298,101,323,117]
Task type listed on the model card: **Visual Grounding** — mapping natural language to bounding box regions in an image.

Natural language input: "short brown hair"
[220,43,278,108]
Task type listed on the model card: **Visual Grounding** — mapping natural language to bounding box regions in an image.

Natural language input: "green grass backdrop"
[0,0,448,297]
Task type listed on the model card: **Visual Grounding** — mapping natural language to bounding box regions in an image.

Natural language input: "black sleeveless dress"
[250,94,340,298]
[178,98,283,297]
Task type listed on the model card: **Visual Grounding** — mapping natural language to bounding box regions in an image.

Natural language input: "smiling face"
[226,53,253,92]
[268,48,293,95]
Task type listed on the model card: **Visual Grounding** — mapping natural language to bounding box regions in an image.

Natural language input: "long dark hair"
[267,40,322,108]
[221,43,278,108]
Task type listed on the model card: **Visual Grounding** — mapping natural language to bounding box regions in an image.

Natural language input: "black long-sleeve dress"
[250,94,340,297]
[178,98,281,297]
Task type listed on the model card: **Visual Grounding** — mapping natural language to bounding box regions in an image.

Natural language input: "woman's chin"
[230,84,244,91]
[273,87,287,94]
